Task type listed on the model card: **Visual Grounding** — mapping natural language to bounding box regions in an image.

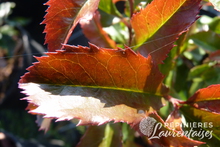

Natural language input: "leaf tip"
[88,43,100,53]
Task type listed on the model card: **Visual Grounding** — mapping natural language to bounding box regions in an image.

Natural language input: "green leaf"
[209,17,220,34]
[99,0,121,17]
[190,31,220,52]
[76,123,122,147]
[188,64,212,80]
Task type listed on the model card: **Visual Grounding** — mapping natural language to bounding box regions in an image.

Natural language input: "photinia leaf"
[131,0,201,64]
[20,43,168,95]
[158,31,187,76]
[135,112,204,146]
[185,84,220,114]
[80,11,117,48]
[19,43,168,126]
[99,10,115,27]
[103,21,129,45]
[76,123,122,147]
[42,0,100,51]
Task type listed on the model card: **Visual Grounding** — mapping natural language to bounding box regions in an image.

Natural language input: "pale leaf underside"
[20,83,165,126]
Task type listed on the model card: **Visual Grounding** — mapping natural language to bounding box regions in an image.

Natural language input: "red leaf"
[185,84,220,114]
[42,0,100,51]
[20,43,168,95]
[80,11,117,48]
[19,44,168,126]
[131,0,201,64]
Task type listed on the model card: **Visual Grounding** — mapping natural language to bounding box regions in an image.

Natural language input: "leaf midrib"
[137,0,186,47]
[41,83,164,97]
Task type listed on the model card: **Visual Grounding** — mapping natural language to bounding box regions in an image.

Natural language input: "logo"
[139,117,213,140]
[139,117,157,137]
